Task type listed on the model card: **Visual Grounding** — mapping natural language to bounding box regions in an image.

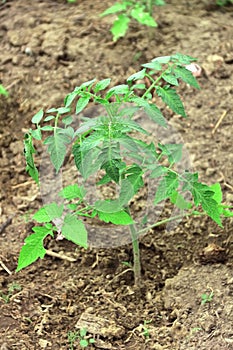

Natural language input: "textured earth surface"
[0,0,233,349]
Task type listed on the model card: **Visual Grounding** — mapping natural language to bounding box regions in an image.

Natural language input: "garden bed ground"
[0,0,233,349]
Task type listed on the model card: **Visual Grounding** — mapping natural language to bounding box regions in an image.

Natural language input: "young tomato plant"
[17,53,233,287]
[100,0,165,41]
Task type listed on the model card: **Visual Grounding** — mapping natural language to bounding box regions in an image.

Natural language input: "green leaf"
[102,159,121,183]
[100,2,127,16]
[80,78,96,89]
[191,182,222,226]
[33,203,64,223]
[31,109,44,124]
[64,91,78,107]
[163,73,179,86]
[59,184,85,200]
[80,132,104,152]
[124,165,144,193]
[62,115,73,125]
[171,53,197,65]
[44,115,55,122]
[24,133,39,184]
[76,95,90,114]
[31,128,42,140]
[97,173,112,185]
[16,226,53,271]
[142,61,162,70]
[222,209,233,217]
[182,173,222,226]
[131,6,157,27]
[40,125,54,131]
[150,165,168,178]
[0,84,9,96]
[170,191,192,210]
[98,210,134,225]
[151,55,171,64]
[73,143,101,179]
[57,107,71,114]
[158,143,183,164]
[45,132,70,172]
[154,171,178,204]
[130,96,167,127]
[107,84,129,97]
[94,78,111,92]
[111,14,130,41]
[119,178,135,205]
[60,126,74,139]
[155,0,166,5]
[61,214,88,248]
[127,68,146,82]
[156,86,186,117]
[174,66,200,89]
[209,183,222,204]
[80,339,89,348]
[94,199,122,213]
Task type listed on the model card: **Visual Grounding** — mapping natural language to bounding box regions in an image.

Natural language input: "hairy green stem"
[129,223,141,287]
[137,211,205,235]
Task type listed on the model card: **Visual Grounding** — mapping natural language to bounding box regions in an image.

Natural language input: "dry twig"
[212,110,228,134]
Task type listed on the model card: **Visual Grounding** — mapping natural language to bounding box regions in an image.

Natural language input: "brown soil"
[0,0,233,349]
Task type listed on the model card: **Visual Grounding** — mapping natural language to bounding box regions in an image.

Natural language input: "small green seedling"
[142,319,152,339]
[0,282,21,303]
[100,0,165,41]
[68,329,94,349]
[201,291,214,305]
[0,84,8,96]
[17,53,233,288]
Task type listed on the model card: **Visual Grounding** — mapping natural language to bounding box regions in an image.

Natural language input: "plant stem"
[129,223,141,287]
[137,211,205,235]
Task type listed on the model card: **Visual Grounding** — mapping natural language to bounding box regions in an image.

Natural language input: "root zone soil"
[0,1,233,349]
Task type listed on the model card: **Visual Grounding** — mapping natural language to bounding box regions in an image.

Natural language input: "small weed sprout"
[201,291,214,305]
[68,329,95,349]
[142,319,152,339]
[0,84,8,96]
[17,53,233,287]
[0,282,21,303]
[100,0,166,41]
